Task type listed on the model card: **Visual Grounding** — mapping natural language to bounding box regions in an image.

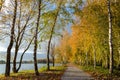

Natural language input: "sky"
[0,0,82,54]
[0,46,6,52]
[0,0,43,53]
[0,0,10,52]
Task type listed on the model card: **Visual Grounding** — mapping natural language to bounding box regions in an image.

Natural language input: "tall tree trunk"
[5,0,17,77]
[92,45,96,69]
[33,0,41,76]
[47,0,63,71]
[50,43,55,67]
[86,52,88,66]
[108,0,113,74]
[118,49,120,68]
[12,3,21,73]
[94,53,96,69]
[16,37,34,72]
[13,14,30,73]
[94,52,96,69]
[13,45,19,73]
[47,41,50,70]
[52,56,55,67]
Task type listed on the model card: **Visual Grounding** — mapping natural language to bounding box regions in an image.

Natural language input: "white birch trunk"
[108,0,113,74]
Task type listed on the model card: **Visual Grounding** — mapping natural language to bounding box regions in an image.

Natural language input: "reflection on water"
[0,63,47,74]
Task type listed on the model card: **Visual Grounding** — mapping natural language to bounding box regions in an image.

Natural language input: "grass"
[0,65,66,80]
[79,65,120,79]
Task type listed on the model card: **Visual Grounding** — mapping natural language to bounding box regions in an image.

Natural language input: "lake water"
[0,63,49,74]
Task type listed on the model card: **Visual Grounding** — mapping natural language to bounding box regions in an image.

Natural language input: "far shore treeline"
[0,59,53,64]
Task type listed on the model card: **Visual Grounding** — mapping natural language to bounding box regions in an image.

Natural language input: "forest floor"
[79,65,120,80]
[1,64,120,80]
[0,66,66,80]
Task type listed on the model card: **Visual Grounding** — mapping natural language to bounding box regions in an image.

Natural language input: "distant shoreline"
[0,59,53,64]
[0,62,48,64]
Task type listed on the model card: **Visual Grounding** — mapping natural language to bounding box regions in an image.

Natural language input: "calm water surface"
[0,63,47,74]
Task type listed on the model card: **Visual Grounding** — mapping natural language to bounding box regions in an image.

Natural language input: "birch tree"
[5,0,17,77]
[50,43,55,67]
[47,0,63,70]
[107,0,113,74]
[33,0,41,75]
[12,0,36,73]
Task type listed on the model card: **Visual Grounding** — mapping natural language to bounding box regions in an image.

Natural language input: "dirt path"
[61,65,94,80]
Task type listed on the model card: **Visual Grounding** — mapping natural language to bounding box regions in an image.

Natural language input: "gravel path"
[61,65,94,80]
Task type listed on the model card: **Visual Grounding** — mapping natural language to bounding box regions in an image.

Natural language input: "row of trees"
[0,0,82,77]
[55,0,120,75]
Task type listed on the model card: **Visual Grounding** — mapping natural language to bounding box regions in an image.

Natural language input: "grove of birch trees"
[0,0,82,77]
[55,0,120,75]
[0,0,120,77]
